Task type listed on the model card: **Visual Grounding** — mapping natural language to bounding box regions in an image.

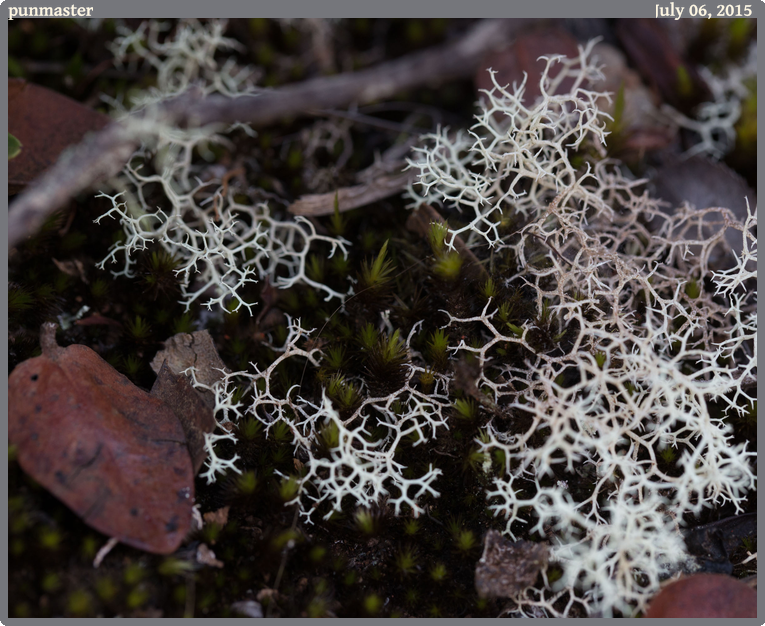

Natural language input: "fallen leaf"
[8,323,194,554]
[151,330,230,392]
[475,27,581,105]
[150,361,217,475]
[8,78,110,194]
[681,512,757,575]
[52,257,89,284]
[645,573,757,618]
[590,42,673,160]
[74,313,123,329]
[475,530,549,599]
[615,19,710,113]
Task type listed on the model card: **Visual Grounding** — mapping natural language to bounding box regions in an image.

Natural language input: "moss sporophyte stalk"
[90,21,756,618]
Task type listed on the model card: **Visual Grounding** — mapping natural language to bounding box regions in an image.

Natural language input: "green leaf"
[8,133,22,160]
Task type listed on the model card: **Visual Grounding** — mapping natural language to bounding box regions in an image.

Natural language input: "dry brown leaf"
[615,19,710,113]
[475,27,581,105]
[8,323,194,554]
[8,78,110,194]
[475,530,549,599]
[150,361,217,475]
[151,330,230,391]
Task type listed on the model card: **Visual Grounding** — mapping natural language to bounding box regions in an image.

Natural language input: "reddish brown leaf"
[74,313,123,329]
[150,361,217,475]
[8,78,110,194]
[475,27,581,105]
[615,19,710,113]
[645,573,756,618]
[8,323,194,555]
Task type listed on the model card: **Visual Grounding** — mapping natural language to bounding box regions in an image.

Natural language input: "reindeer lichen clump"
[96,19,351,312]
[405,40,756,616]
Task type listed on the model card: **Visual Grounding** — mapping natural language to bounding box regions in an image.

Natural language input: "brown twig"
[288,170,415,217]
[8,19,526,250]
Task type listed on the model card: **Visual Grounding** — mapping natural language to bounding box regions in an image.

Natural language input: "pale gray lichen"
[403,41,756,616]
[95,19,351,312]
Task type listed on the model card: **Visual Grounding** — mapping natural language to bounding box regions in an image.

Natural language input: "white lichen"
[405,41,756,616]
[95,19,351,312]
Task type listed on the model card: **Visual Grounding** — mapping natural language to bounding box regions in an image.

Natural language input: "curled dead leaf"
[150,361,217,475]
[475,530,549,599]
[151,330,230,391]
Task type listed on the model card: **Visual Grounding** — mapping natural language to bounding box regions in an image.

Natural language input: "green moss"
[363,593,383,615]
[159,557,195,577]
[659,446,677,464]
[126,315,152,341]
[38,527,62,551]
[80,535,99,560]
[394,544,419,576]
[41,572,62,593]
[359,240,394,292]
[427,328,450,369]
[546,566,563,584]
[454,398,477,421]
[430,562,448,581]
[126,585,150,609]
[237,470,259,495]
[67,589,94,616]
[123,562,145,586]
[453,529,477,554]
[8,285,35,314]
[403,518,421,536]
[310,545,327,563]
[95,577,118,602]
[432,250,463,281]
[238,416,263,441]
[353,508,377,535]
[326,373,361,413]
[278,475,300,502]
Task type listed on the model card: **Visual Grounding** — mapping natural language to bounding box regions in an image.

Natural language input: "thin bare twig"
[289,136,419,216]
[288,170,414,217]
[8,19,526,250]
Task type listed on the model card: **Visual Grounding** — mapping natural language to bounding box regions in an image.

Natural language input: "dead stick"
[288,170,415,217]
[8,19,527,250]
